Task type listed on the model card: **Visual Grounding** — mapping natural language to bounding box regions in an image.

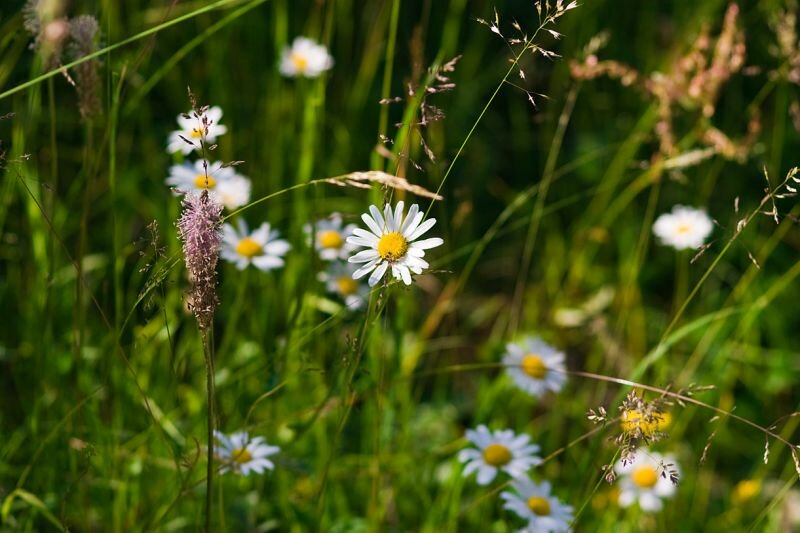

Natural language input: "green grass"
[1,0,799,531]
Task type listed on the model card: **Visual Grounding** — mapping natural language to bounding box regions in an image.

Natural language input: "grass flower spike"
[503,337,567,398]
[177,191,223,331]
[279,36,333,78]
[319,261,370,309]
[221,219,290,271]
[307,214,358,261]
[458,425,541,485]
[167,105,227,155]
[652,205,713,250]
[214,430,280,476]
[347,201,443,287]
[615,448,678,512]
[167,160,251,210]
[501,478,574,533]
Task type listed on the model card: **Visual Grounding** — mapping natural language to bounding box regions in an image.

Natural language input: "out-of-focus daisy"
[732,479,761,504]
[458,425,541,485]
[620,409,672,437]
[214,430,279,476]
[615,448,678,512]
[347,202,443,287]
[166,160,251,210]
[503,337,567,398]
[167,106,227,155]
[501,477,574,533]
[318,261,370,310]
[652,205,713,250]
[306,214,358,261]
[279,37,333,78]
[220,219,290,271]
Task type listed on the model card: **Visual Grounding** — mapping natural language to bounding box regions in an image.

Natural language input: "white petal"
[349,249,380,263]
[368,261,389,286]
[407,218,437,241]
[411,237,443,250]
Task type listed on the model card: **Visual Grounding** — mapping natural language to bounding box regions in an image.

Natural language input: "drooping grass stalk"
[509,83,580,333]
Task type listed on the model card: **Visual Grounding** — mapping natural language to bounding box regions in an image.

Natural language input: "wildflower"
[177,191,223,331]
[166,160,251,210]
[503,337,567,398]
[214,430,279,476]
[652,205,713,250]
[615,448,678,512]
[220,219,290,271]
[167,106,227,155]
[347,202,443,287]
[732,479,761,504]
[279,37,333,78]
[501,478,574,533]
[305,214,358,261]
[620,409,671,436]
[318,261,370,310]
[458,425,541,485]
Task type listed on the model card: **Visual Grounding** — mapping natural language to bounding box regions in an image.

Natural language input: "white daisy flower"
[318,261,370,310]
[652,205,713,250]
[214,430,279,476]
[167,105,228,155]
[305,214,358,261]
[615,448,678,512]
[166,160,251,210]
[346,201,443,287]
[457,425,541,485]
[503,337,567,398]
[501,477,574,533]
[220,219,290,271]
[279,37,334,78]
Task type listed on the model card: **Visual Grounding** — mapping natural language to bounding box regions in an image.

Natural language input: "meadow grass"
[1,0,800,531]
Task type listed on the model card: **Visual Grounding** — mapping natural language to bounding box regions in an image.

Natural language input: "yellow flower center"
[521,354,547,379]
[733,479,760,503]
[527,496,551,516]
[190,127,204,139]
[482,443,512,467]
[318,230,344,249]
[291,53,308,72]
[235,238,264,258]
[193,174,217,189]
[675,223,691,234]
[632,466,659,488]
[377,232,408,261]
[336,276,358,296]
[620,410,671,435]
[231,447,253,464]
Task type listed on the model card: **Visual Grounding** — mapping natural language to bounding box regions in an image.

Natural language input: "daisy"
[318,261,370,310]
[503,337,567,398]
[220,219,290,271]
[166,160,251,210]
[620,409,672,437]
[652,205,713,250]
[214,430,279,476]
[306,214,358,261]
[457,425,541,485]
[501,477,574,533]
[167,105,228,155]
[279,37,334,78]
[346,201,443,287]
[615,448,678,512]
